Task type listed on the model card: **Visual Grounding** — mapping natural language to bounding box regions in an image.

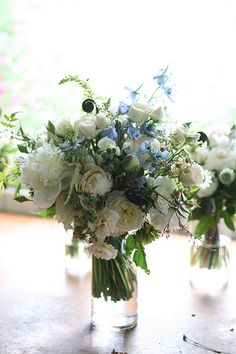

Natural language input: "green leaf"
[1,121,8,127]
[3,114,10,121]
[221,211,235,231]
[125,234,150,274]
[194,214,215,237]
[17,144,28,153]
[47,120,56,134]
[14,195,31,202]
[37,207,56,218]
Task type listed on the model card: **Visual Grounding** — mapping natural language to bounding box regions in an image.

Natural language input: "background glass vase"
[65,232,91,276]
[91,238,137,330]
[190,225,231,292]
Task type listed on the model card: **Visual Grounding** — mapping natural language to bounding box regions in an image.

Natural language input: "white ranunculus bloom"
[180,164,204,186]
[148,207,188,232]
[170,126,188,148]
[128,102,149,123]
[198,177,218,198]
[97,137,120,155]
[90,241,118,260]
[204,147,236,171]
[89,207,119,240]
[150,106,164,121]
[194,146,208,164]
[74,116,97,138]
[106,191,144,235]
[95,112,109,129]
[21,143,65,209]
[55,117,74,137]
[80,166,113,195]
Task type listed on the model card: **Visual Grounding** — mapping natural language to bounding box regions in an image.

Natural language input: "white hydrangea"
[21,143,65,209]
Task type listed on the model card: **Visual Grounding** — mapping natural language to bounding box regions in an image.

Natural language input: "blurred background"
[1,0,236,132]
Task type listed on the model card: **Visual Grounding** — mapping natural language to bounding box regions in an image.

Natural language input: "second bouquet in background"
[5,68,205,329]
[190,126,236,291]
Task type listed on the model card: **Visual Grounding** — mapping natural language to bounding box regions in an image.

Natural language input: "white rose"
[95,112,109,129]
[80,166,113,195]
[55,117,74,137]
[148,207,188,232]
[97,137,120,155]
[194,146,208,164]
[21,143,65,209]
[106,191,144,235]
[90,241,118,260]
[74,116,97,138]
[88,207,119,240]
[205,147,236,171]
[128,102,149,123]
[180,164,204,186]
[170,126,188,148]
[150,106,164,121]
[198,178,218,198]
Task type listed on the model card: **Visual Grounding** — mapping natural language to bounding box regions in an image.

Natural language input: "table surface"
[0,212,235,354]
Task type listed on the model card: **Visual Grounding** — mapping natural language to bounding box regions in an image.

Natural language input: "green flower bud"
[219,168,235,186]
[122,155,140,172]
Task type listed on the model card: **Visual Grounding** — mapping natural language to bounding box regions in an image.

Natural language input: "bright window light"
[0,0,236,128]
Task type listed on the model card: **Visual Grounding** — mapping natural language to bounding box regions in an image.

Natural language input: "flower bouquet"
[8,69,204,329]
[189,126,236,290]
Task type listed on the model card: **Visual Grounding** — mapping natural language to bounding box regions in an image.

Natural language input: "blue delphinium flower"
[164,86,174,102]
[136,176,146,188]
[125,86,138,102]
[140,123,157,138]
[127,126,139,139]
[102,126,118,140]
[118,102,130,115]
[153,73,167,88]
[139,140,152,153]
[155,149,170,161]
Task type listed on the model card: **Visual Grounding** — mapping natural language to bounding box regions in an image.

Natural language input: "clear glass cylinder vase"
[190,233,231,292]
[65,232,91,276]
[91,239,137,330]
